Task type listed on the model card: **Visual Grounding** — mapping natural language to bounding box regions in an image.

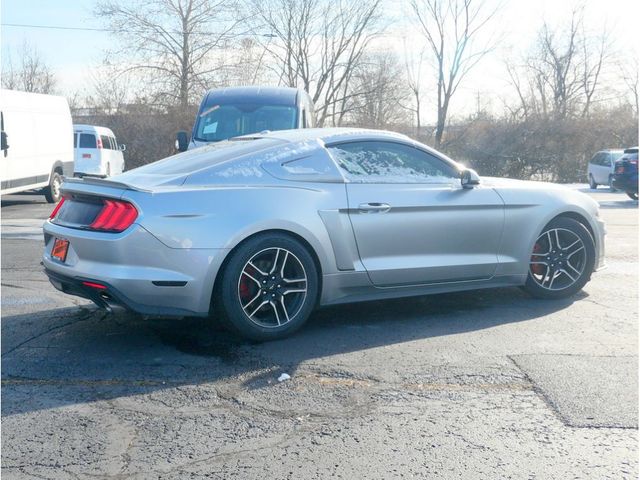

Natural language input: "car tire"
[608,175,617,191]
[588,174,597,189]
[523,217,595,299]
[44,170,62,203]
[627,191,638,200]
[214,233,319,341]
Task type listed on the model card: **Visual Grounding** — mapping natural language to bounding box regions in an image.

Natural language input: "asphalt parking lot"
[1,187,638,479]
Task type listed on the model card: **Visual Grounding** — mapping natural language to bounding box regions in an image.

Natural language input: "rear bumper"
[46,268,140,314]
[42,220,230,316]
[612,173,638,193]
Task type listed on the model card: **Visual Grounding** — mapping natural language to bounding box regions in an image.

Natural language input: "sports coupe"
[43,128,605,340]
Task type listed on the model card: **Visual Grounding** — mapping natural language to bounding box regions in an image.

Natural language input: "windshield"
[194,103,298,142]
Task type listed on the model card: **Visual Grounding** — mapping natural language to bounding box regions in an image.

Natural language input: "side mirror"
[119,144,126,152]
[1,131,9,156]
[461,168,480,189]
[176,131,189,152]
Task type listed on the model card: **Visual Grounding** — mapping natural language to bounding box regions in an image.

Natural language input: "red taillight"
[82,281,107,290]
[49,197,66,219]
[89,199,138,232]
[96,137,103,149]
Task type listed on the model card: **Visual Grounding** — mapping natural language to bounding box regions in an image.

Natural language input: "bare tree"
[221,37,272,86]
[248,0,385,126]
[509,9,612,121]
[97,0,242,108]
[620,54,639,117]
[579,23,610,117]
[410,0,499,148]
[346,51,411,128]
[403,40,426,136]
[1,41,57,94]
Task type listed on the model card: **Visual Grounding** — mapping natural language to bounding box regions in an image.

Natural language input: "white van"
[73,125,125,178]
[0,89,74,203]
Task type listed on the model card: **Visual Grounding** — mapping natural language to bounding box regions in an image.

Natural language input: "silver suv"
[588,149,624,190]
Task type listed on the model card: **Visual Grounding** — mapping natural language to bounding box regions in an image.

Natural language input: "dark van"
[176,86,315,152]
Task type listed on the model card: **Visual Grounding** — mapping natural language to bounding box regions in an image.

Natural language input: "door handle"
[358,202,391,213]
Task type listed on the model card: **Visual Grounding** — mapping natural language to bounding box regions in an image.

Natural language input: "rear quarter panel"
[123,183,351,277]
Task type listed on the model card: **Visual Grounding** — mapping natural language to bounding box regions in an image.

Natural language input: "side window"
[79,133,97,148]
[73,133,78,148]
[601,153,611,166]
[328,141,458,184]
[100,135,112,149]
[109,137,117,150]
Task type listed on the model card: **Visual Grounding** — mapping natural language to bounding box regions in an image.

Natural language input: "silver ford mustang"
[43,128,605,340]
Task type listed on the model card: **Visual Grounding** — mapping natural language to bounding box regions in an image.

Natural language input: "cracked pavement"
[1,189,637,479]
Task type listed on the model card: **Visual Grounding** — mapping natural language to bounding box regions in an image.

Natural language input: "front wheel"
[588,174,597,189]
[44,170,62,203]
[608,175,617,191]
[627,191,638,200]
[214,233,319,341]
[524,217,595,299]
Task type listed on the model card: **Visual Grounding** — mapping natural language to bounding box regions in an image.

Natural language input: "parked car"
[175,86,315,152]
[0,89,73,203]
[73,125,125,178]
[44,128,605,341]
[587,149,625,190]
[612,147,639,200]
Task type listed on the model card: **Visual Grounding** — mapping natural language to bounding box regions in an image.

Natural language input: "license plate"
[51,238,69,262]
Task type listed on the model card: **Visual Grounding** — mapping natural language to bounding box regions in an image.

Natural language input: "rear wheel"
[44,170,62,203]
[524,217,595,299]
[588,174,597,189]
[627,191,638,200]
[214,233,319,341]
[608,175,617,191]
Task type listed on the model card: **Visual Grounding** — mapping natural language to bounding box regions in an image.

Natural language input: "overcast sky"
[1,0,638,121]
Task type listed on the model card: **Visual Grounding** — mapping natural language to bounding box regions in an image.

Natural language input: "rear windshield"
[79,133,97,148]
[124,137,285,176]
[194,104,297,142]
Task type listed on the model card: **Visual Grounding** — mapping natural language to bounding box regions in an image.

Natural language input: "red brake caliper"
[531,243,544,275]
[239,274,252,301]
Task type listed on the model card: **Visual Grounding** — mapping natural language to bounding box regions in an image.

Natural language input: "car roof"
[74,124,115,135]
[203,86,301,106]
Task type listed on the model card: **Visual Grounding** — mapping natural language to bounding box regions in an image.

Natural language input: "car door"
[99,134,112,175]
[601,153,613,183]
[596,153,611,184]
[327,140,505,287]
[109,137,123,174]
[76,132,98,174]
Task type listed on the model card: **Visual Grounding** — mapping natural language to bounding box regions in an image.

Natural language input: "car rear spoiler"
[63,176,151,193]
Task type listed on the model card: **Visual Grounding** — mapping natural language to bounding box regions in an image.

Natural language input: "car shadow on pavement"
[1,287,585,416]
